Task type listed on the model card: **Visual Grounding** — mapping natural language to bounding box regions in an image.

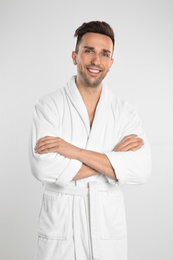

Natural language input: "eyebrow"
[83,46,111,53]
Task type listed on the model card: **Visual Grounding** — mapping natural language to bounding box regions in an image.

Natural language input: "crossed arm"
[34,134,144,181]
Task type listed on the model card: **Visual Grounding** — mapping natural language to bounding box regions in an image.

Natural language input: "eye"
[85,49,92,54]
[102,53,109,57]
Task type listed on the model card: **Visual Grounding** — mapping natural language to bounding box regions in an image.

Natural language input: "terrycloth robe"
[29,75,151,260]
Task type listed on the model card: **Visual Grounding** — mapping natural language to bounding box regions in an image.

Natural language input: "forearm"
[72,163,99,181]
[34,136,116,182]
[75,149,117,181]
[35,134,143,183]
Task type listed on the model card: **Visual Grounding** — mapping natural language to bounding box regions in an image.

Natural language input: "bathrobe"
[29,75,151,260]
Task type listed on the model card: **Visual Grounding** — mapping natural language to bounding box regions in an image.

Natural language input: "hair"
[74,21,115,53]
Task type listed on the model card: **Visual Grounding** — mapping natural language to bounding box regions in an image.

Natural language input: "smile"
[87,68,102,75]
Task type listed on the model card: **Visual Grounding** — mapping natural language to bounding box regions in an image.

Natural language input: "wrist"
[74,147,83,160]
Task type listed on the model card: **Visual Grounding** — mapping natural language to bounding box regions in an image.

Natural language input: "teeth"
[88,69,100,73]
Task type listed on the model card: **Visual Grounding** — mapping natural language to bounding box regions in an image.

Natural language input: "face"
[72,33,114,88]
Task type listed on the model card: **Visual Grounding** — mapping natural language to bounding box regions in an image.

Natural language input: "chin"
[79,70,106,88]
[85,78,102,88]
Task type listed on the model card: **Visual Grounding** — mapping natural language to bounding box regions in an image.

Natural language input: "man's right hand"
[113,134,144,152]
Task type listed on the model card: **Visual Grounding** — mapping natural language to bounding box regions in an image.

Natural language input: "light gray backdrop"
[0,0,172,259]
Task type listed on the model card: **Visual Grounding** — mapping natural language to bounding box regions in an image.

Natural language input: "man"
[30,21,151,260]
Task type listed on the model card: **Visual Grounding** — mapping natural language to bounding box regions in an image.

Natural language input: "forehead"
[79,32,113,52]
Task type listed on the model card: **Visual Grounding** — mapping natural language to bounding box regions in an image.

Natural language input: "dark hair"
[74,21,115,53]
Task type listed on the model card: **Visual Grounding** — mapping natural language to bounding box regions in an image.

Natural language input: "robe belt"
[44,181,119,260]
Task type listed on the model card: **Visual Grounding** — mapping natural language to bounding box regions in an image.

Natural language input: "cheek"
[80,54,91,64]
[77,56,84,65]
[77,59,88,71]
[101,62,110,71]
[105,61,113,71]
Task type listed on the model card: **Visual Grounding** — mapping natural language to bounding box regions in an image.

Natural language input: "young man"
[30,21,151,260]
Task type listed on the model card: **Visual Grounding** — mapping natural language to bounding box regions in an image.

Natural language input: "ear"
[108,58,114,72]
[72,51,77,65]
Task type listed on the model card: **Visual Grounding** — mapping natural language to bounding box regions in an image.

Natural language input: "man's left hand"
[35,136,80,159]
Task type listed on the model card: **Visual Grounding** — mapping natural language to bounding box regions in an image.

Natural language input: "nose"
[91,53,101,66]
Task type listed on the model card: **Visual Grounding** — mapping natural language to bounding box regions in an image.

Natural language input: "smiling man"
[30,21,151,260]
[73,32,113,88]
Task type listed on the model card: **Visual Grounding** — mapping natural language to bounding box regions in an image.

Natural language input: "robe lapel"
[86,81,111,151]
[65,76,111,151]
[65,76,90,136]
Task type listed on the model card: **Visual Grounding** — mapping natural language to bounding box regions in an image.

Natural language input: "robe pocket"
[99,192,127,240]
[37,190,69,240]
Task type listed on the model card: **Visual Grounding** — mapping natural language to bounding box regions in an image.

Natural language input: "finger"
[35,143,57,153]
[119,139,143,152]
[35,139,58,150]
[37,149,50,154]
[36,136,55,145]
[36,137,61,149]
[124,139,144,149]
[121,137,143,147]
[127,144,144,151]
[113,136,144,152]
[121,134,138,144]
[124,141,144,151]
[37,147,58,154]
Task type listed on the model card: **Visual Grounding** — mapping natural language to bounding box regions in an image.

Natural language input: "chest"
[88,108,96,129]
[59,99,120,153]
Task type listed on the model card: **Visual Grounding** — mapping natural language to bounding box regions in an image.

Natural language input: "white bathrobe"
[29,75,151,260]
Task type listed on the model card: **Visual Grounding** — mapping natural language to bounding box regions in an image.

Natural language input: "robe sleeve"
[29,94,82,187]
[104,102,152,186]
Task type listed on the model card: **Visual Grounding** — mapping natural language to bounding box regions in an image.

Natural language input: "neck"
[75,75,102,109]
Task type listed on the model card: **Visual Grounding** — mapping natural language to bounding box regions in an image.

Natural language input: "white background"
[0,0,173,259]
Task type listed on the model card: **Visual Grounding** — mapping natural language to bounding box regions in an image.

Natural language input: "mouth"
[87,67,102,76]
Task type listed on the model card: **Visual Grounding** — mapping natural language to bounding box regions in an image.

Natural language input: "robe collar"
[65,75,111,150]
